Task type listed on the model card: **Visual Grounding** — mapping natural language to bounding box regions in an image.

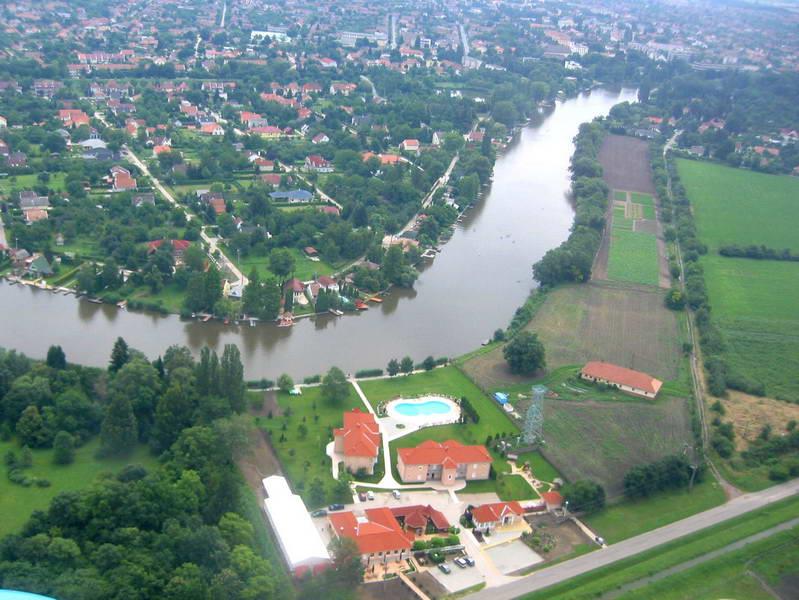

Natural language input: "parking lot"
[429,560,486,593]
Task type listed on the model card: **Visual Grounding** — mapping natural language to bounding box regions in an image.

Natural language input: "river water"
[0,87,636,378]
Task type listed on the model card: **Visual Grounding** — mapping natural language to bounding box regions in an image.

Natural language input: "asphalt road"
[465,479,799,600]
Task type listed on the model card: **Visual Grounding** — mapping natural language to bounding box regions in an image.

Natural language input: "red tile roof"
[390,505,450,531]
[581,361,663,395]
[541,491,563,509]
[471,501,523,524]
[333,408,380,458]
[329,508,413,555]
[398,440,491,467]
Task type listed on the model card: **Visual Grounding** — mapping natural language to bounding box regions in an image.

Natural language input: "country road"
[465,478,799,600]
[121,146,246,286]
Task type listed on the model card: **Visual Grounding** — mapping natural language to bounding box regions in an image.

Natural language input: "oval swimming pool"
[394,400,454,416]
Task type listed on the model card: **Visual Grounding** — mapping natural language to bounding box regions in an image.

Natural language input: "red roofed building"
[397,440,492,486]
[58,109,91,128]
[147,239,191,262]
[390,505,450,536]
[470,501,524,532]
[541,491,564,511]
[328,508,413,567]
[110,166,137,191]
[400,139,420,154]
[304,154,333,173]
[580,361,663,399]
[333,408,380,474]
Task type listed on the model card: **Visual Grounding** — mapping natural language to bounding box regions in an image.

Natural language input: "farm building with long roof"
[580,361,663,399]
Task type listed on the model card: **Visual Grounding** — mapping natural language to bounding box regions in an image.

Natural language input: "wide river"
[0,87,636,378]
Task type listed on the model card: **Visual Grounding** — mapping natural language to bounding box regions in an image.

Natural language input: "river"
[0,87,637,378]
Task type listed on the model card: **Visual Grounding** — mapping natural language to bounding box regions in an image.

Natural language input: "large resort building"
[397,440,492,485]
[333,408,381,475]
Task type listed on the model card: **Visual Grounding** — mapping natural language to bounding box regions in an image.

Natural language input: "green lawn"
[259,386,361,508]
[613,190,627,201]
[0,437,158,537]
[127,282,187,313]
[0,173,66,195]
[620,528,798,600]
[228,247,336,283]
[678,159,799,400]
[522,494,799,600]
[607,228,660,286]
[584,477,726,543]
[641,204,655,220]
[676,159,799,252]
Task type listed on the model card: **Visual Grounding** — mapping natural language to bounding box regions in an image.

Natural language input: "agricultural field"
[606,227,660,287]
[541,395,695,497]
[677,159,799,400]
[462,283,686,391]
[0,438,158,537]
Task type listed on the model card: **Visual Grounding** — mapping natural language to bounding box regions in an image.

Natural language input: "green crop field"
[641,204,655,220]
[0,438,158,537]
[607,228,660,286]
[614,190,627,201]
[677,159,799,399]
[630,192,654,207]
[676,159,799,252]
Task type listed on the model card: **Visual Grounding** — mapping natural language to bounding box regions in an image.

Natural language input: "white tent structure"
[262,476,331,576]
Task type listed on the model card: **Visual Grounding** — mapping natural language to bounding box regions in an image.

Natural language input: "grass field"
[676,159,799,252]
[620,527,799,600]
[584,477,726,543]
[0,437,158,537]
[677,159,799,400]
[522,494,799,600]
[630,192,654,207]
[0,173,67,195]
[228,246,336,282]
[261,385,361,508]
[607,228,660,286]
[542,395,694,497]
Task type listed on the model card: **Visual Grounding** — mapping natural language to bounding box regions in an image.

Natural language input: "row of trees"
[532,121,607,286]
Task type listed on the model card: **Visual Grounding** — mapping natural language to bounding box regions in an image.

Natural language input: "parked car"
[454,557,468,569]
[392,490,401,499]
[310,509,327,517]
[594,536,605,546]
[437,563,451,574]
[366,491,375,501]
[328,503,345,511]
[464,556,475,567]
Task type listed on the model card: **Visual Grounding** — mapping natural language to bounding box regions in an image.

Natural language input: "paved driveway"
[486,540,543,575]
[429,563,485,593]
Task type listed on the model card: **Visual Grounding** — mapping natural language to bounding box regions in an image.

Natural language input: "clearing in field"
[677,159,799,400]
[541,395,694,497]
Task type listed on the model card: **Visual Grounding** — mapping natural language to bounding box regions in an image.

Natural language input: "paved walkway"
[464,478,799,599]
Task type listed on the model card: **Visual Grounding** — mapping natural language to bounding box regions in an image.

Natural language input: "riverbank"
[0,88,638,379]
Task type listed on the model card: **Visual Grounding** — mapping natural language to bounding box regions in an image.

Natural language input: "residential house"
[200,122,225,136]
[304,154,333,173]
[397,440,492,485]
[431,131,446,146]
[23,209,49,224]
[111,166,137,191]
[541,491,564,511]
[312,133,330,144]
[253,158,274,172]
[26,254,53,277]
[400,139,420,154]
[146,239,191,263]
[330,82,357,96]
[0,140,8,157]
[18,191,50,211]
[319,58,338,69]
[469,501,524,532]
[261,174,282,186]
[390,505,450,536]
[58,109,91,128]
[199,192,226,215]
[270,190,313,203]
[0,115,6,129]
[333,408,381,475]
[328,508,413,567]
[283,278,307,305]
[580,361,663,399]
[7,152,27,168]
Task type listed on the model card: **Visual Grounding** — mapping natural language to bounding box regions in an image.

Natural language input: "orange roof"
[390,505,450,531]
[541,491,563,508]
[581,361,662,395]
[329,508,413,555]
[333,408,380,458]
[471,501,523,524]
[398,440,491,467]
